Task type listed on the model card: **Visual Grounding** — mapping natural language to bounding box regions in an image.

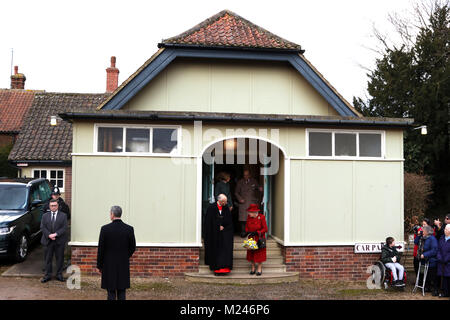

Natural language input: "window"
[98,127,123,152]
[126,128,150,152]
[307,130,383,159]
[95,125,179,155]
[308,132,332,156]
[33,169,64,192]
[153,128,177,154]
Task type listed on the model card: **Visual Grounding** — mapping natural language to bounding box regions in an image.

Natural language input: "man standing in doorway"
[235,169,262,237]
[97,206,136,300]
[204,194,234,275]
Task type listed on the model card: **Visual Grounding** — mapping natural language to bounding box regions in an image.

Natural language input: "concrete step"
[200,250,283,260]
[185,272,299,284]
[198,263,286,274]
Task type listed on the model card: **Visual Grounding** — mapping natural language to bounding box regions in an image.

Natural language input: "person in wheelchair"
[381,237,406,287]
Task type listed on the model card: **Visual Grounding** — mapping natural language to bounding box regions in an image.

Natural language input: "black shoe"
[56,275,65,282]
[41,277,51,283]
[432,291,439,297]
[240,233,247,238]
[250,270,256,275]
[439,293,450,298]
[256,272,262,276]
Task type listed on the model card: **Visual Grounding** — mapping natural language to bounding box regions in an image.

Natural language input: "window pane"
[57,180,63,188]
[33,171,40,178]
[40,170,47,179]
[335,133,356,156]
[153,128,178,154]
[309,132,332,156]
[57,170,63,179]
[50,170,56,179]
[98,127,123,152]
[50,180,56,188]
[359,133,382,157]
[126,128,150,152]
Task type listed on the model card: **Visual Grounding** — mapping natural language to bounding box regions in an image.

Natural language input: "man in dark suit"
[97,205,136,300]
[40,198,68,283]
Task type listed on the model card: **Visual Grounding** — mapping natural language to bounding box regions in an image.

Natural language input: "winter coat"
[214,180,233,207]
[97,219,136,290]
[381,244,401,265]
[437,236,450,277]
[414,235,438,268]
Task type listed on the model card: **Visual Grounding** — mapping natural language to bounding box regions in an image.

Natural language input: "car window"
[38,182,51,201]
[0,185,28,210]
[30,187,41,201]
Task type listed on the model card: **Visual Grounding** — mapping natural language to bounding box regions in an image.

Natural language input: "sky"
[0,0,417,103]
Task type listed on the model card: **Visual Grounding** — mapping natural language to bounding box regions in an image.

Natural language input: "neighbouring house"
[7,58,117,206]
[0,67,40,149]
[61,10,413,281]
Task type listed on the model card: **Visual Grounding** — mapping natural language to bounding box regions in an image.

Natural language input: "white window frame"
[306,129,385,160]
[32,168,65,192]
[93,123,181,156]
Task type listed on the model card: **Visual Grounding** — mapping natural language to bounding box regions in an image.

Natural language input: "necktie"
[51,212,56,233]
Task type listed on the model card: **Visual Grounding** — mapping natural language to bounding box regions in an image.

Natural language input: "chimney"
[106,56,119,93]
[11,66,26,89]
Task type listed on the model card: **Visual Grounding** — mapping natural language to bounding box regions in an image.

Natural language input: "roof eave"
[59,111,414,129]
[158,42,305,54]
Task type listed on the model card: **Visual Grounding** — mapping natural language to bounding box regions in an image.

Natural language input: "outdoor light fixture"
[224,139,236,150]
[50,115,57,126]
[413,125,427,135]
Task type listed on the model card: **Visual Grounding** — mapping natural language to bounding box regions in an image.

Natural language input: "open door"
[262,158,273,235]
[201,157,214,239]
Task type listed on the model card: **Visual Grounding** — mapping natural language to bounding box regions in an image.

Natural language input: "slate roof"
[0,89,39,133]
[159,10,303,52]
[9,92,109,162]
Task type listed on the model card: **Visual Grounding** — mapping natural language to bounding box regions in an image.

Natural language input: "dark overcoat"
[40,210,68,246]
[204,203,233,271]
[96,219,136,290]
[437,236,450,277]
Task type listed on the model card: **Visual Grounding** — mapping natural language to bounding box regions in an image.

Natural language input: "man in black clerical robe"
[204,194,234,275]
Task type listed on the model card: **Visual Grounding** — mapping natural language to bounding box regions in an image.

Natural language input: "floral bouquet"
[243,237,259,250]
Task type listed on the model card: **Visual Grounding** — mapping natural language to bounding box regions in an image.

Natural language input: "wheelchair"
[372,260,407,290]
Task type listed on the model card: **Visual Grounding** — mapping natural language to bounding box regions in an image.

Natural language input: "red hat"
[246,204,260,212]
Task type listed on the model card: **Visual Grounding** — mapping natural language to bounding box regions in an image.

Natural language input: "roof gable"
[98,10,361,117]
[159,10,303,52]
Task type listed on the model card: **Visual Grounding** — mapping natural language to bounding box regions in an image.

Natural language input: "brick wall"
[283,246,380,281]
[71,246,199,277]
[64,166,72,208]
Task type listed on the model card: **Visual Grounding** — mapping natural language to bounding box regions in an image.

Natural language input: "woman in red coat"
[245,204,268,276]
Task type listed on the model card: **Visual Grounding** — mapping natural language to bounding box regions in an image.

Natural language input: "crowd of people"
[410,214,450,297]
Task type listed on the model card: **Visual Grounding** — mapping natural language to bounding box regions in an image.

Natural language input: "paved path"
[2,243,69,278]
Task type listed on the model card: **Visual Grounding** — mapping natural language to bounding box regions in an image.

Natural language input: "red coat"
[245,213,268,263]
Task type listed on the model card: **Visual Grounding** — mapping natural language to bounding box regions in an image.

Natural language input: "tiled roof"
[160,10,303,52]
[0,89,38,133]
[9,92,109,162]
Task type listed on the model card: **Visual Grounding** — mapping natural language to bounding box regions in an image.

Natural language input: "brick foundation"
[283,246,379,281]
[71,246,199,277]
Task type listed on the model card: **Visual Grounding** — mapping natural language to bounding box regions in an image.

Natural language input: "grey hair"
[110,205,122,218]
[217,194,227,201]
[445,224,450,231]
[423,225,434,235]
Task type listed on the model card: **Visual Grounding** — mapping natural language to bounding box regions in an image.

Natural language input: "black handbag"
[257,232,266,249]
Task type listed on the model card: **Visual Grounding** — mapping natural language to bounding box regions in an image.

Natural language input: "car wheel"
[15,234,29,262]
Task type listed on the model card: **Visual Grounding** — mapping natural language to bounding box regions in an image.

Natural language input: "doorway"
[201,137,282,238]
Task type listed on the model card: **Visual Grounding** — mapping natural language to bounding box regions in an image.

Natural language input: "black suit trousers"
[107,289,126,300]
[44,240,65,277]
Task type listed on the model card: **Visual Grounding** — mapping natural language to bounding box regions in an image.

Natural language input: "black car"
[0,178,52,262]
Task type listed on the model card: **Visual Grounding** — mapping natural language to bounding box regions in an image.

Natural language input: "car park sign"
[354,242,405,253]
